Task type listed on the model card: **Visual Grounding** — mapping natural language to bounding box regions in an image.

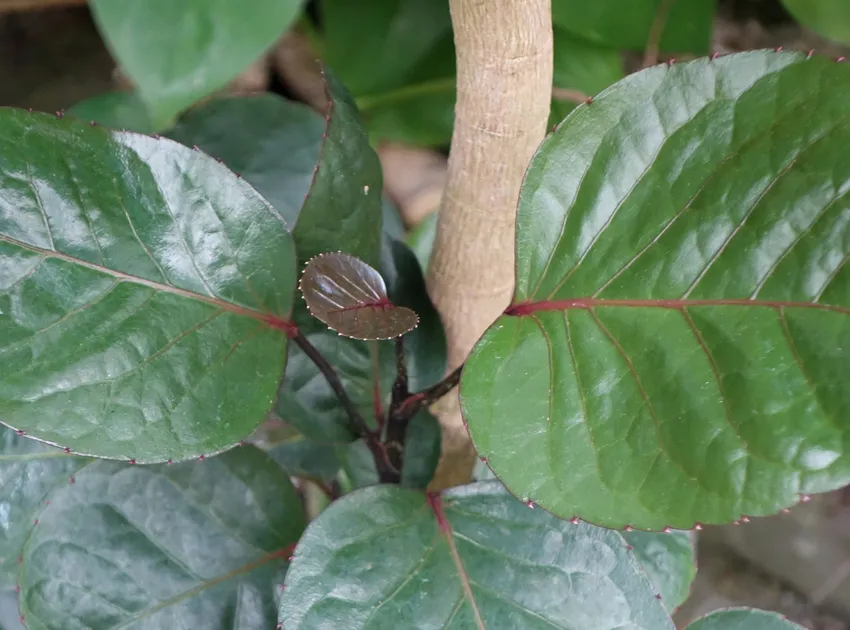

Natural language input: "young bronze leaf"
[461,51,850,530]
[299,252,419,340]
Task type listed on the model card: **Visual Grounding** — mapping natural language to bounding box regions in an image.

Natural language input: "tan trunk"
[426,0,553,489]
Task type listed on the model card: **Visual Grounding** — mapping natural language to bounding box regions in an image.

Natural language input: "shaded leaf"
[550,28,625,126]
[782,0,850,45]
[382,196,406,240]
[88,0,304,128]
[552,0,715,53]
[268,435,340,482]
[400,411,442,489]
[320,0,455,147]
[321,1,626,148]
[0,427,86,588]
[380,237,446,389]
[276,333,382,443]
[622,529,696,611]
[168,94,324,227]
[294,69,384,272]
[66,91,154,133]
[280,481,673,629]
[407,211,438,274]
[686,608,805,629]
[0,108,296,462]
[279,239,445,442]
[336,411,442,491]
[461,51,850,529]
[19,446,305,629]
[300,252,419,340]
[336,439,379,490]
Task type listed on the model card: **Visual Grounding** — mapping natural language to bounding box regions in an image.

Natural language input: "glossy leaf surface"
[19,446,305,629]
[168,94,324,227]
[0,427,86,587]
[279,239,445,442]
[0,109,296,462]
[88,0,303,127]
[300,252,419,340]
[462,51,850,529]
[280,482,673,629]
[622,529,695,611]
[294,70,384,271]
[67,91,154,133]
[552,0,715,53]
[782,0,850,45]
[686,608,805,629]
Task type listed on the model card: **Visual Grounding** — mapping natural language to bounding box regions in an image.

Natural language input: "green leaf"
[168,77,384,310]
[168,94,324,227]
[320,0,455,147]
[268,435,340,482]
[400,411,442,489]
[88,0,304,128]
[277,237,446,442]
[0,427,86,588]
[550,28,624,127]
[294,69,384,271]
[336,439,379,489]
[552,0,715,53]
[782,0,850,45]
[66,91,154,134]
[686,608,805,629]
[279,481,673,629]
[407,211,438,274]
[461,50,850,530]
[0,108,296,463]
[622,529,695,611]
[18,445,305,629]
[335,412,443,491]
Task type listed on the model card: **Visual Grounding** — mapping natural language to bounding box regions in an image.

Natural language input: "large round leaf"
[88,0,304,128]
[0,109,296,462]
[18,446,305,629]
[279,481,674,629]
[67,91,154,134]
[0,427,86,588]
[685,608,805,629]
[782,0,850,46]
[622,529,695,611]
[551,0,715,53]
[169,94,324,227]
[168,72,385,335]
[461,51,850,530]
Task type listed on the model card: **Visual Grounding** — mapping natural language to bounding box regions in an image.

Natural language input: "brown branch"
[551,86,588,104]
[291,331,373,439]
[0,0,84,11]
[424,0,553,490]
[643,0,676,67]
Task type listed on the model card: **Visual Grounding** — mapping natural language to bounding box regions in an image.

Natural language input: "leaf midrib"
[508,297,850,316]
[0,234,291,328]
[427,494,486,629]
[111,546,292,630]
